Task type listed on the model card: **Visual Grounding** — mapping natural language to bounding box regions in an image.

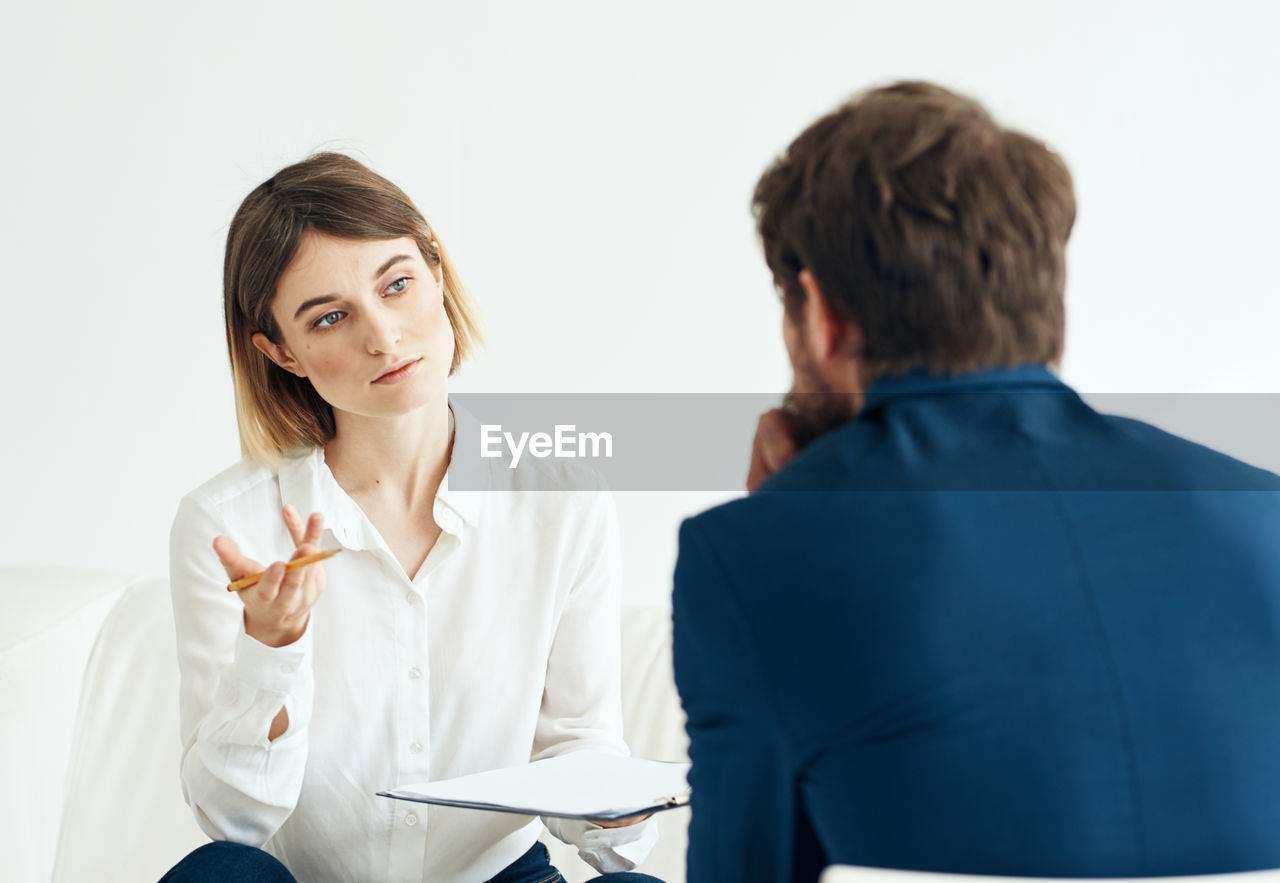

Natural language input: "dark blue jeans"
[489,841,663,883]
[159,842,294,882]
[159,840,664,882]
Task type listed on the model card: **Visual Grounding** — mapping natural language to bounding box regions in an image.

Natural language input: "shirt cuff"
[198,618,315,752]
[548,815,660,874]
[233,616,313,694]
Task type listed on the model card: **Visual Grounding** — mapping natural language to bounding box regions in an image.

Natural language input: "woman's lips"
[373,358,422,384]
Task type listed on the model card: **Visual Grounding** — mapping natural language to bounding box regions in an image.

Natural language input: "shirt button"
[405,813,419,827]
[280,662,298,674]
[408,667,422,680]
[410,741,423,754]
[405,591,418,605]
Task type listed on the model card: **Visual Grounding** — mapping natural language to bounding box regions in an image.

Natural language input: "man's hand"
[746,409,798,492]
[213,505,328,648]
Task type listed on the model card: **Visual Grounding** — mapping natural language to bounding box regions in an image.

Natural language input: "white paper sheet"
[378,750,691,821]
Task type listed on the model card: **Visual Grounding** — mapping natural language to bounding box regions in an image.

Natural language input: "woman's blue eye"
[386,277,409,295]
[313,310,344,329]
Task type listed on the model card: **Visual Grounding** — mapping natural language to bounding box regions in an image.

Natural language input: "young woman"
[162,153,659,883]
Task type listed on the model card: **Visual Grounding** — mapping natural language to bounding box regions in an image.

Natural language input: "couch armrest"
[53,577,205,882]
[0,567,136,883]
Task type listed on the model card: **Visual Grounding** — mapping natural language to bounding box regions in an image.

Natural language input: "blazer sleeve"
[673,514,824,883]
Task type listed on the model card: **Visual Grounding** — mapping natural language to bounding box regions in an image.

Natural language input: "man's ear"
[797,270,862,362]
[251,332,307,378]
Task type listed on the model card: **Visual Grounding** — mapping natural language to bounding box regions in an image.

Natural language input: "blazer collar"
[859,363,1070,416]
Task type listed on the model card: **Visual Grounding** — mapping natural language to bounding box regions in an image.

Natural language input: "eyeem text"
[480,424,614,469]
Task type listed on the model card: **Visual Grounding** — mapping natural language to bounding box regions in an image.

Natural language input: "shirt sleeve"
[546,815,661,875]
[170,492,313,846]
[532,483,660,873]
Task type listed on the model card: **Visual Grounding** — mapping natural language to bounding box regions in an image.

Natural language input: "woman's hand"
[589,813,654,828]
[213,505,328,648]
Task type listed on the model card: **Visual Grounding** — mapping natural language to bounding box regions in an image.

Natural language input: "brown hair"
[223,152,484,463]
[753,81,1075,380]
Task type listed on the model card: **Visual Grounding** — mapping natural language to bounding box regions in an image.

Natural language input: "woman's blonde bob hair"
[223,152,483,464]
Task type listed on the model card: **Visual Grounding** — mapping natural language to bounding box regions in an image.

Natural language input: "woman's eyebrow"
[293,294,338,320]
[291,255,416,320]
[374,254,414,278]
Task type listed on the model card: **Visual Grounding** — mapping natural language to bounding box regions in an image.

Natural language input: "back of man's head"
[754,81,1076,381]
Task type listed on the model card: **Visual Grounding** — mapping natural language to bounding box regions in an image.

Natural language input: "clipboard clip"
[657,790,691,809]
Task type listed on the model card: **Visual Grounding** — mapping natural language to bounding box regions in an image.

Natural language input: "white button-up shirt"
[169,407,657,882]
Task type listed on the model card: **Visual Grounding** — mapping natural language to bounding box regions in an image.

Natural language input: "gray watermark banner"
[446,393,1280,491]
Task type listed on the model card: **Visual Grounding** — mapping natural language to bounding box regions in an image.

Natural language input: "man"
[672,81,1280,882]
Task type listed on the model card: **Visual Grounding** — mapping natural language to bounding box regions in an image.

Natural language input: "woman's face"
[254,232,456,422]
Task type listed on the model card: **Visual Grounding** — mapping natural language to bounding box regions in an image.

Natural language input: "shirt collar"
[276,445,331,526]
[276,401,484,550]
[276,446,373,551]
[859,363,1070,416]
[439,400,485,527]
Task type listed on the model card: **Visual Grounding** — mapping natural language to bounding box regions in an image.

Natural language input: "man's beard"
[780,355,857,451]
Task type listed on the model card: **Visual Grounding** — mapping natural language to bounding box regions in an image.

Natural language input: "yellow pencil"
[226,548,342,592]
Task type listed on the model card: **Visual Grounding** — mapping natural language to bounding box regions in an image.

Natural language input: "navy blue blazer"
[672,365,1280,882]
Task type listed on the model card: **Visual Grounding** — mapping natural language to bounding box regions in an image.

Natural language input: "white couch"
[1,566,690,883]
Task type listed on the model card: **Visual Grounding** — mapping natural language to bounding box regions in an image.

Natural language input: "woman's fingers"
[212,535,237,568]
[234,516,328,647]
[277,546,313,596]
[288,542,319,563]
[591,813,654,828]
[272,542,323,610]
[282,505,305,547]
[243,560,311,646]
[248,560,287,605]
[282,506,325,551]
[212,535,263,582]
[302,512,325,548]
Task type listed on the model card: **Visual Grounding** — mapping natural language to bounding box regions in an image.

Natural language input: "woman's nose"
[364,307,401,354]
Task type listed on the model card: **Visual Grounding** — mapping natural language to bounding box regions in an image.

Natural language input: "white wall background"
[3,0,1278,603]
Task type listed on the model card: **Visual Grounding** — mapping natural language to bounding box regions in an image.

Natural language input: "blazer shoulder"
[679,490,787,545]
[1100,412,1280,489]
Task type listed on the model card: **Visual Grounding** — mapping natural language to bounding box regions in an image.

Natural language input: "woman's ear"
[251,332,307,378]
[428,241,444,285]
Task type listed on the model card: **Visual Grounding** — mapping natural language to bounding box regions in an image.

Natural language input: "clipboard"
[377,749,691,821]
